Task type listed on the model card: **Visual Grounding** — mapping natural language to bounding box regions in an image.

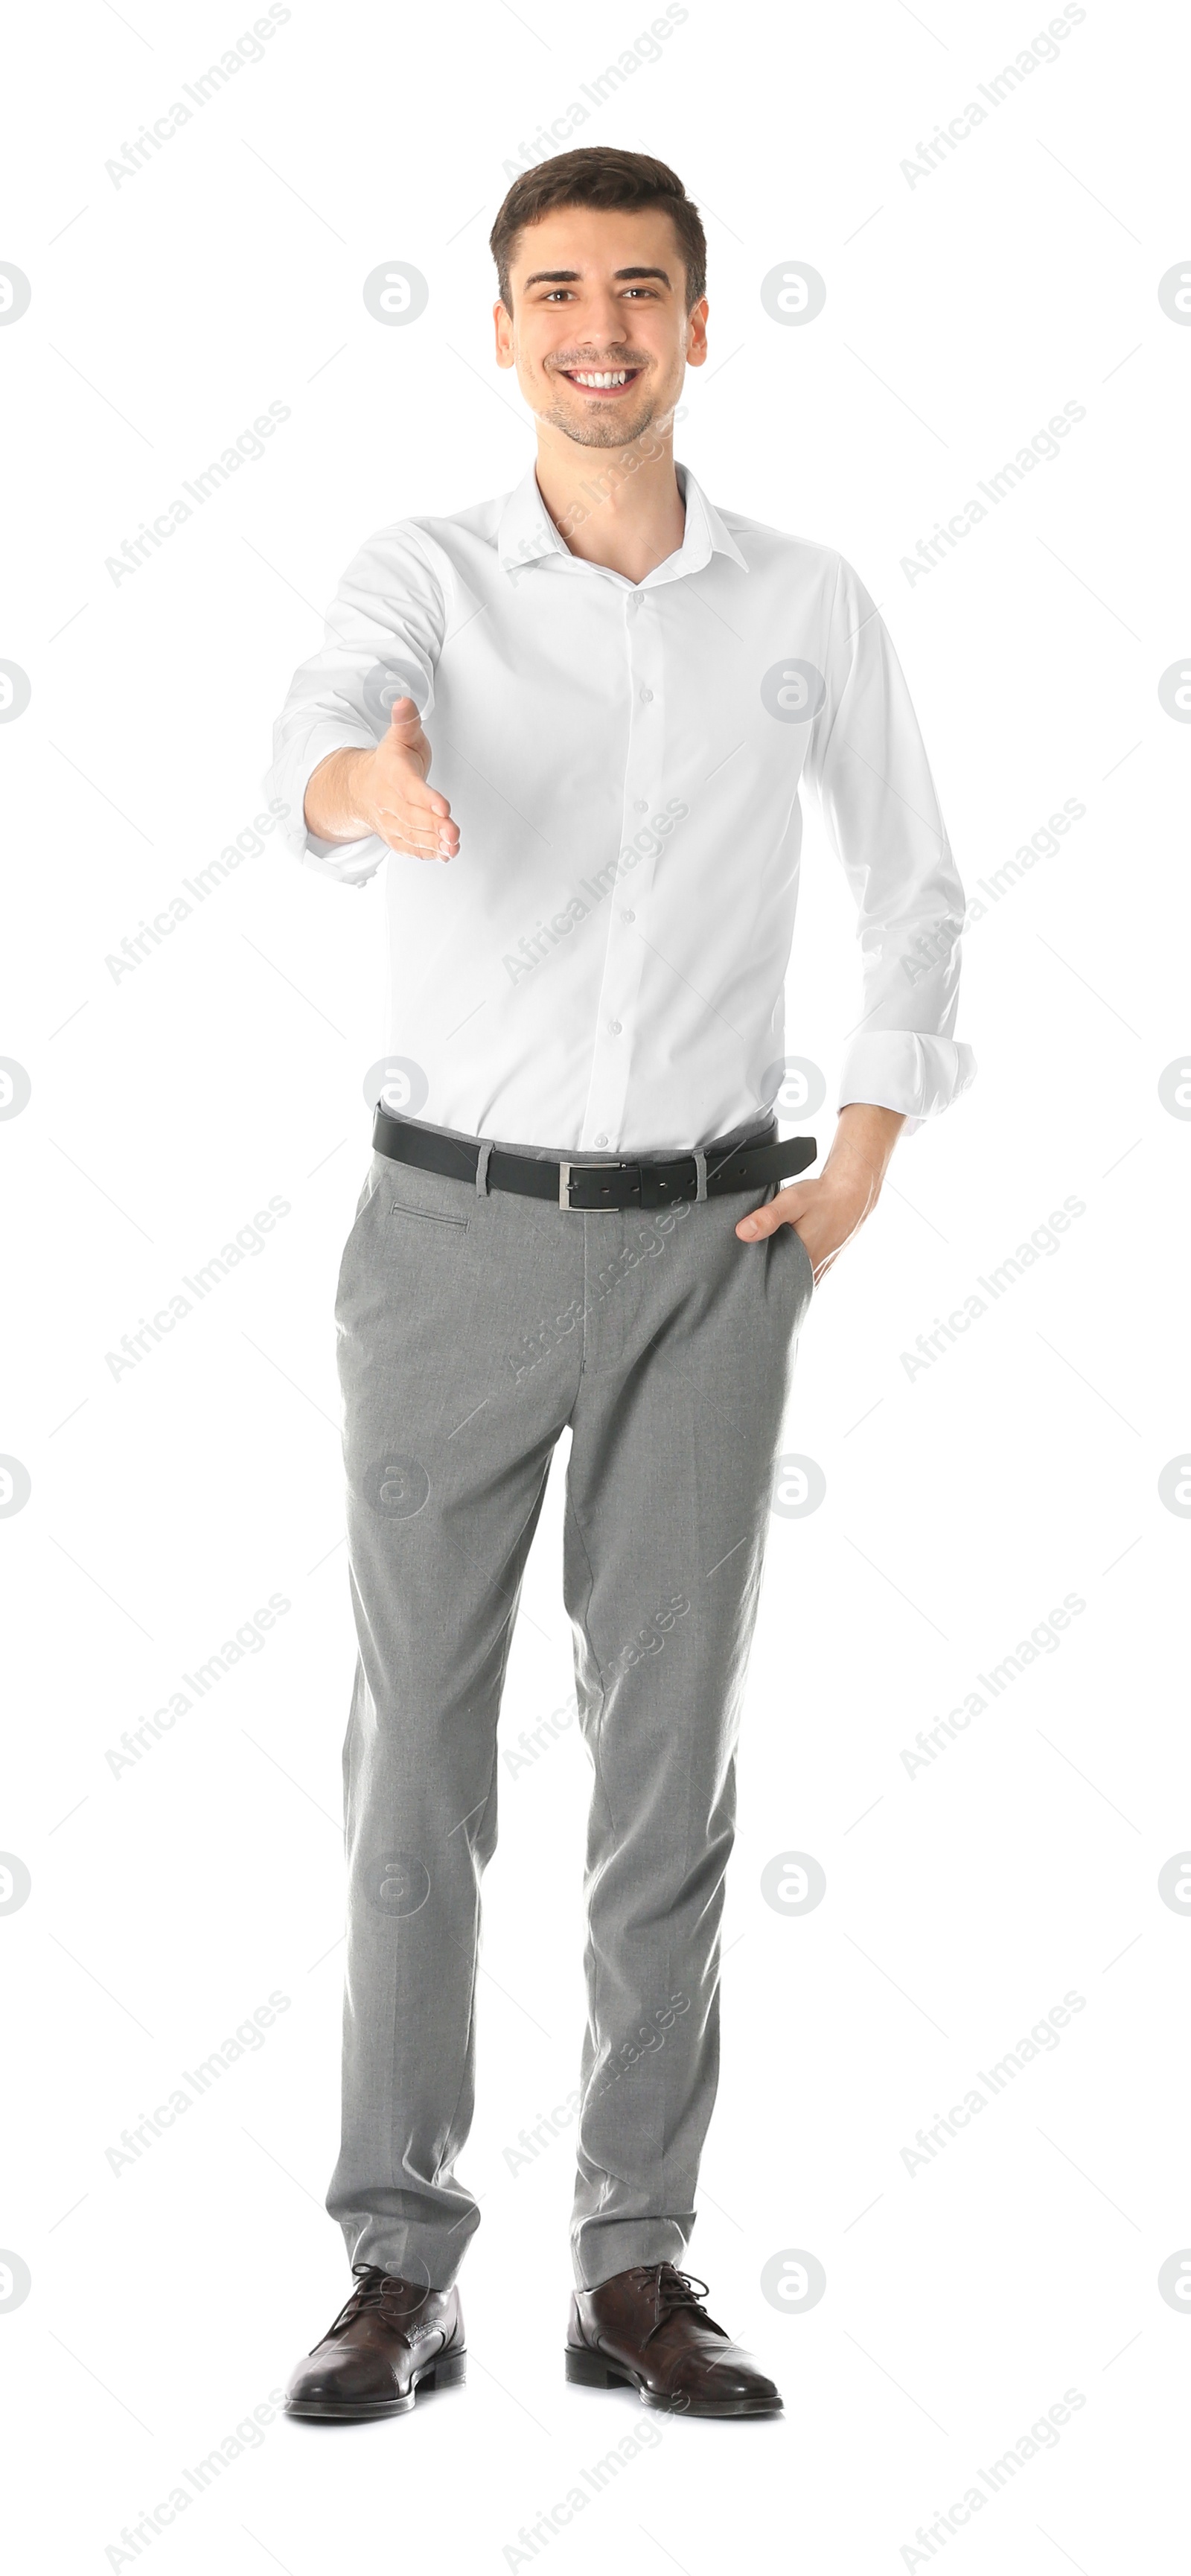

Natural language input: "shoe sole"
[284,2349,467,2421]
[564,2344,782,2417]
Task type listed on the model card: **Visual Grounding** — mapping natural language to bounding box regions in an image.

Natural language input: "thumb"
[735,1203,780,1240]
[736,1187,805,1241]
[385,695,424,739]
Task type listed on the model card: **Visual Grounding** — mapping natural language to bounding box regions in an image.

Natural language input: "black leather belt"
[371,1107,817,1212]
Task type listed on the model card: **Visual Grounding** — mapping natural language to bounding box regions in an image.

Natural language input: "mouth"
[555,365,644,399]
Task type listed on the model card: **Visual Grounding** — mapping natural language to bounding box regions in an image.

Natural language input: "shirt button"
[595,1132,609,1147]
[639,686,653,703]
[622,908,635,922]
[609,1019,622,1034]
[633,798,648,812]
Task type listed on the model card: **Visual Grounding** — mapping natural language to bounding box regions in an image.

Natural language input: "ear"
[494,299,514,369]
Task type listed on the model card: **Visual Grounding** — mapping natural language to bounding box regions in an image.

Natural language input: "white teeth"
[570,369,630,388]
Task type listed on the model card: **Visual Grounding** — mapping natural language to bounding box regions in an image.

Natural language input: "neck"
[532,420,686,583]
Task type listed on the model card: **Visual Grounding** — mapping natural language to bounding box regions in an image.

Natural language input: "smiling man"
[268,145,974,2427]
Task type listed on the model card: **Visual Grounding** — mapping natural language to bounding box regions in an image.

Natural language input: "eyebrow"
[521,265,674,290]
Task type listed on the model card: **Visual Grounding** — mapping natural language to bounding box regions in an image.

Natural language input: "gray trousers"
[325,1116,814,2292]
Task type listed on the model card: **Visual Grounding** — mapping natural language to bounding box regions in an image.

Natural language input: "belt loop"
[693,1148,708,1204]
[475,1139,493,1196]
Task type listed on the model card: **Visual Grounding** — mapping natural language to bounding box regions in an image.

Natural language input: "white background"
[3,1,1190,2569]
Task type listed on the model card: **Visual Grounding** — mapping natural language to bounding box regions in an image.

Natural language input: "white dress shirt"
[265,461,975,1153]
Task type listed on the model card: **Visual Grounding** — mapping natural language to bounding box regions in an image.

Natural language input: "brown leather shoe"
[284,2266,466,2421]
[566,2262,782,2417]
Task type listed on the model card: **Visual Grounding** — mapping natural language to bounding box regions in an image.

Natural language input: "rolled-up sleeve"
[803,555,976,1135]
[262,523,447,887]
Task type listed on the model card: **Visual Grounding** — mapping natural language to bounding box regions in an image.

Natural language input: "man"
[266,145,974,2425]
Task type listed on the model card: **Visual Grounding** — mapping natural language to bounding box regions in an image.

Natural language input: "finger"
[399,778,459,858]
[403,777,453,824]
[375,806,459,862]
[400,801,459,852]
[389,759,452,824]
[374,807,442,853]
[374,788,441,837]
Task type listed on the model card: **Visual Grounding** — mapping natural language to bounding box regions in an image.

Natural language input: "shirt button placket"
[582,589,662,1151]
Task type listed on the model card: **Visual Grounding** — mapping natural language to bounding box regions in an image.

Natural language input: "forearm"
[823,1101,905,1205]
[303,747,376,844]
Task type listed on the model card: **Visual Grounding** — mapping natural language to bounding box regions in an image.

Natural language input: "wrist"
[304,746,376,843]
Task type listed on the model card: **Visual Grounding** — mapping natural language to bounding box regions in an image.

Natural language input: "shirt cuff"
[266,724,387,887]
[837,1032,977,1138]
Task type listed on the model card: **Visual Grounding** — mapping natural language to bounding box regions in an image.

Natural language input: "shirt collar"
[496,458,747,586]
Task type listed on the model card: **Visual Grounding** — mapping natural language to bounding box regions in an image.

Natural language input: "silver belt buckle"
[558,1158,621,1210]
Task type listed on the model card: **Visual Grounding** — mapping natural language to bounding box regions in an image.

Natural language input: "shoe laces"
[324,2265,428,2342]
[627,2262,726,2343]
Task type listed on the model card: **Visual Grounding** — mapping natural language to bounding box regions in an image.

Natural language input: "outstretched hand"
[304,698,459,859]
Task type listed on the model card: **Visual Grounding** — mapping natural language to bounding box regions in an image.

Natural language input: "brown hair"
[490,145,706,316]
